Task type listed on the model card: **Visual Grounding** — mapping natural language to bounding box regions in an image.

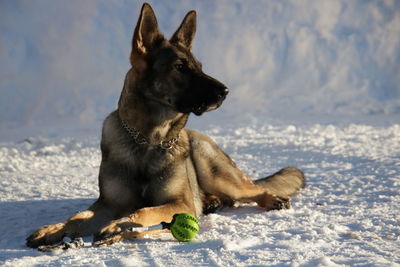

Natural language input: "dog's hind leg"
[199,170,291,211]
[188,130,291,211]
[26,199,114,248]
[193,150,291,211]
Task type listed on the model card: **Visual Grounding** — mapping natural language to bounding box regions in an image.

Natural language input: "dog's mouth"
[192,102,222,116]
[173,86,229,116]
[192,103,207,116]
[191,88,228,116]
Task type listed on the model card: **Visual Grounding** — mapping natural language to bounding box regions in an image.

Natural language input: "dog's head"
[127,3,228,116]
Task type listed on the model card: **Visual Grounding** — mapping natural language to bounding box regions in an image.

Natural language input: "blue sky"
[1,0,399,128]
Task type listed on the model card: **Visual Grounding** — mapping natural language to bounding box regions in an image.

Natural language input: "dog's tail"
[254,167,305,197]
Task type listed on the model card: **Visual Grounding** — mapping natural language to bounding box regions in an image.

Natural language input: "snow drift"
[1,0,400,127]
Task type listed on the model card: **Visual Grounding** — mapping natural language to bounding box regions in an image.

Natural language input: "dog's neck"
[118,71,188,146]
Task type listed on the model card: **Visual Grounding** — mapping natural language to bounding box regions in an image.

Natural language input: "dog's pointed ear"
[170,11,196,50]
[130,3,163,68]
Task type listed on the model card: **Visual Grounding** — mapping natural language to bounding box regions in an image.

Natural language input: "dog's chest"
[129,149,175,200]
[102,167,169,209]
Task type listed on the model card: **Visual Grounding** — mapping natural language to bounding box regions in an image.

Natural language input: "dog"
[26,3,305,248]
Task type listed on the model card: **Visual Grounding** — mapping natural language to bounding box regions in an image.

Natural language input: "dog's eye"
[175,63,185,72]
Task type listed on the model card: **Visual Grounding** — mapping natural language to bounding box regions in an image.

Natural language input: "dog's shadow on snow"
[0,198,94,261]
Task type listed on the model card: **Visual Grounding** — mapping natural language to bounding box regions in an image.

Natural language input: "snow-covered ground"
[1,122,399,266]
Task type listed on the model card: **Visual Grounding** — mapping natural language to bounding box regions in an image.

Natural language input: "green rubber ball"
[170,213,199,242]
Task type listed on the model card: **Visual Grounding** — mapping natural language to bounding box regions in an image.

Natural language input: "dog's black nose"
[218,87,229,100]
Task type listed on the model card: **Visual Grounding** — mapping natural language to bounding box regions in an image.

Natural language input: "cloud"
[0,0,399,128]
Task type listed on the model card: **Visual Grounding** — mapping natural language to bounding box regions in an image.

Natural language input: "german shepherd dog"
[27,3,304,248]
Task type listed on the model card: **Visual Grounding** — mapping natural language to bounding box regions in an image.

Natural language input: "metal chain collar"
[121,120,180,150]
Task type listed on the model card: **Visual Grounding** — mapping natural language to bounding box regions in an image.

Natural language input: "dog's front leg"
[93,201,193,245]
[26,201,114,248]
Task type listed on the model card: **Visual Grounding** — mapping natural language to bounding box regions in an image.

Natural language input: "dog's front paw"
[93,217,134,244]
[93,222,122,243]
[257,193,291,211]
[93,233,123,247]
[26,223,66,248]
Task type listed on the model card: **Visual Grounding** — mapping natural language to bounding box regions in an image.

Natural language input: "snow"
[1,123,399,266]
[1,0,400,266]
[1,0,400,126]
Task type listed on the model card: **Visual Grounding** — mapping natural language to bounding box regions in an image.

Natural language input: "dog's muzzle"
[192,87,229,116]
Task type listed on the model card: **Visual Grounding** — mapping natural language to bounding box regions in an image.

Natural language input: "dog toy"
[131,213,200,242]
[164,213,199,242]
